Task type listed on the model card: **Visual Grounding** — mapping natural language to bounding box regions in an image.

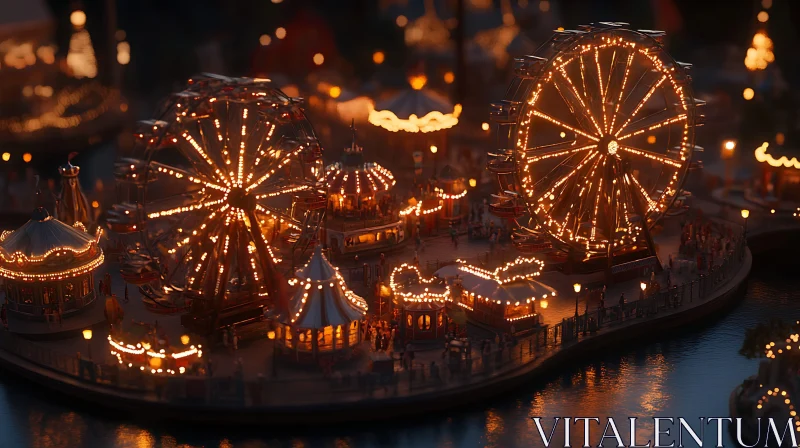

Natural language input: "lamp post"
[82,328,93,360]
[721,140,736,198]
[430,145,438,177]
[741,209,750,239]
[267,330,277,377]
[573,283,581,337]
[640,281,647,300]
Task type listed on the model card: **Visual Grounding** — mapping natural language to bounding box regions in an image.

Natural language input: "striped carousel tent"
[277,246,368,358]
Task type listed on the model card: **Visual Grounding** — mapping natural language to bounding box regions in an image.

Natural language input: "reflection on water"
[0,254,792,448]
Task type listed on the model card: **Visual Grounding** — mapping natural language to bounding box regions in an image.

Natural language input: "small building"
[325,124,405,256]
[435,165,468,227]
[434,256,553,331]
[276,246,368,360]
[389,263,451,341]
[0,207,103,318]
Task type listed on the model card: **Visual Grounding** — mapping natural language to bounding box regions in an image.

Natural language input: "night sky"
[44,0,800,94]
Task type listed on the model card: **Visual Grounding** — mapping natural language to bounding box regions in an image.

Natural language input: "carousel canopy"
[325,123,396,196]
[368,75,461,133]
[289,246,368,329]
[0,207,103,281]
[434,258,555,304]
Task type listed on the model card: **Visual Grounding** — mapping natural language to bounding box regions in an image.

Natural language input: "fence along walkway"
[0,239,748,409]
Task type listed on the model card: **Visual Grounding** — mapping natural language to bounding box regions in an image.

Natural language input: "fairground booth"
[434,256,554,332]
[325,124,405,256]
[0,207,104,319]
[277,246,368,361]
[389,263,451,341]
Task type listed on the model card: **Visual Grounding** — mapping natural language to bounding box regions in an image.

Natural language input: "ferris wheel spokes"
[553,68,604,136]
[616,111,687,142]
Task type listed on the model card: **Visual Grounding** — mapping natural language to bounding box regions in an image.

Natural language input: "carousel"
[276,246,368,361]
[389,263,451,341]
[324,123,405,256]
[0,207,104,319]
[434,256,553,331]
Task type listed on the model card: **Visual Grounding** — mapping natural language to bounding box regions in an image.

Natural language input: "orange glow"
[372,51,385,64]
[409,74,428,90]
[443,71,455,84]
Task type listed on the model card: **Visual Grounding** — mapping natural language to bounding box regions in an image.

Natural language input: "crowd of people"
[677,214,739,274]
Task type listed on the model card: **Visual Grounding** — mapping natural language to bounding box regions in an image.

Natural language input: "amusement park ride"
[106,75,327,335]
[488,23,704,279]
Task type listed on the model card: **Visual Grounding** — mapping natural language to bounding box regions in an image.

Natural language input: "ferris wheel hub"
[606,139,619,155]
[226,186,255,211]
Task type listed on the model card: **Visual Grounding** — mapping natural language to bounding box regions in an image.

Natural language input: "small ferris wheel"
[488,23,703,263]
[111,75,326,316]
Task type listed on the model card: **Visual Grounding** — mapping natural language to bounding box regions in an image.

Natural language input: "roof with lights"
[389,263,450,304]
[287,246,368,329]
[0,207,103,281]
[325,124,396,196]
[434,256,555,305]
[368,75,461,133]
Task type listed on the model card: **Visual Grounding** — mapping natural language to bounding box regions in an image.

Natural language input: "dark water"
[0,252,793,448]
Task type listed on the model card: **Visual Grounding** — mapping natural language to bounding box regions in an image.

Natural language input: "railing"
[0,238,748,409]
[327,214,401,232]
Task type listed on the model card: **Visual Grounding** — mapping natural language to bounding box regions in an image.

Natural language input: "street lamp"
[430,145,438,177]
[640,281,647,300]
[573,283,581,337]
[741,209,750,239]
[267,330,278,377]
[82,328,93,360]
[721,140,736,197]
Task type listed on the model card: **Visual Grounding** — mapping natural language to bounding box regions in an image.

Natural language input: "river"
[0,249,791,448]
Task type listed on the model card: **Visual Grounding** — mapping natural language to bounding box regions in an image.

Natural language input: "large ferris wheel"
[489,24,702,266]
[110,75,326,327]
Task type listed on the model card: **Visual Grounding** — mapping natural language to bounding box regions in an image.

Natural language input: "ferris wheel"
[488,23,702,261]
[111,75,326,303]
